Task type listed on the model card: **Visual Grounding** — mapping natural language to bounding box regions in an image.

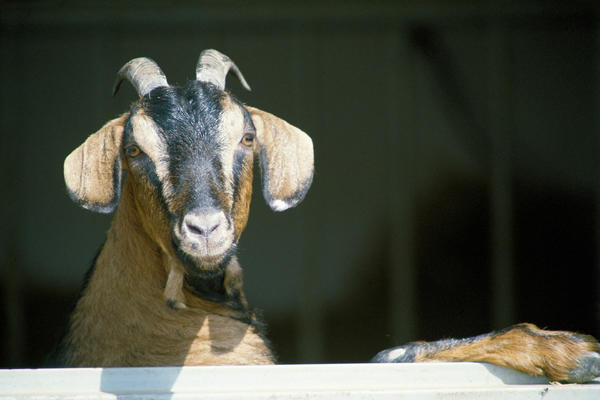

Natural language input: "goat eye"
[241,133,255,147]
[125,145,141,158]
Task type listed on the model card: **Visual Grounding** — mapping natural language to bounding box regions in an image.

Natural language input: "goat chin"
[175,240,236,272]
[172,227,235,266]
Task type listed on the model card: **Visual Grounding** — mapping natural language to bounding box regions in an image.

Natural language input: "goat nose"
[183,209,225,238]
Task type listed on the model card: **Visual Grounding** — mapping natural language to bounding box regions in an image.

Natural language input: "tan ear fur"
[247,106,314,212]
[64,114,128,213]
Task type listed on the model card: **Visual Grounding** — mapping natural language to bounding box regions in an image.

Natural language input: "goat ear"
[63,114,128,214]
[247,106,314,212]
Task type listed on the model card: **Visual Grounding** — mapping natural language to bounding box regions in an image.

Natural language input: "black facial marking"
[231,146,253,212]
[142,83,224,139]
[232,150,246,190]
[140,83,231,214]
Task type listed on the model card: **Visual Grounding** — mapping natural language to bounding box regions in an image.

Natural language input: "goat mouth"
[172,232,235,269]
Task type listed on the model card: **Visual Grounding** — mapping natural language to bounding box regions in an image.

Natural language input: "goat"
[59,49,600,382]
[59,50,312,365]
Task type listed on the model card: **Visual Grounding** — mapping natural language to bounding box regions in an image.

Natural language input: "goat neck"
[61,179,275,367]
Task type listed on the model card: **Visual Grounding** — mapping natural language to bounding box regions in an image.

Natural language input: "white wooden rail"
[1,363,599,399]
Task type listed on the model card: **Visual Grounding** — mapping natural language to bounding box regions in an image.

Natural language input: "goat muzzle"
[174,207,234,265]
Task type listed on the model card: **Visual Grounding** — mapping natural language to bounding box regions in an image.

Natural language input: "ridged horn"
[113,57,169,97]
[195,49,251,91]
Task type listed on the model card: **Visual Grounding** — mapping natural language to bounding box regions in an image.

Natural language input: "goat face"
[126,84,253,270]
[64,50,314,275]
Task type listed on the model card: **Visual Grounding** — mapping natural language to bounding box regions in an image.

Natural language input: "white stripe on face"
[217,97,246,199]
[129,112,175,202]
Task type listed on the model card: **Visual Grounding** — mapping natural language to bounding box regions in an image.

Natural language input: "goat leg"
[372,323,600,383]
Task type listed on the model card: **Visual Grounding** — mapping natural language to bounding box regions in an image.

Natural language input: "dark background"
[1,0,599,367]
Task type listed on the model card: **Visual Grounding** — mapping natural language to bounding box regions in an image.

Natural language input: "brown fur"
[61,179,274,366]
[413,324,600,382]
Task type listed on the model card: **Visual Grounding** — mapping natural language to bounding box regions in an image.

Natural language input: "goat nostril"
[186,221,220,237]
[186,222,203,236]
[183,211,224,238]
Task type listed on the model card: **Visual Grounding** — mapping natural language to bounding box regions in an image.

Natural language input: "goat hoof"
[568,351,600,383]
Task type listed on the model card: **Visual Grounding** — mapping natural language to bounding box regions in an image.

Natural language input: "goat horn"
[113,57,169,97]
[196,49,251,91]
